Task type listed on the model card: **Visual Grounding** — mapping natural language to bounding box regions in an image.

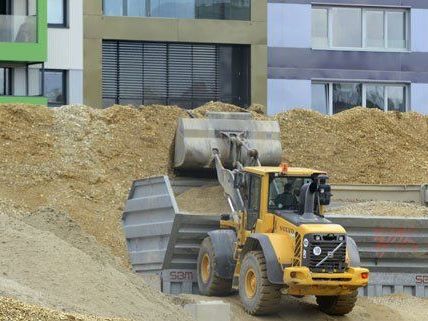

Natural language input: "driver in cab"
[274,182,298,210]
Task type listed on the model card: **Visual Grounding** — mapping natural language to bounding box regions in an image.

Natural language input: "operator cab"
[268,172,331,215]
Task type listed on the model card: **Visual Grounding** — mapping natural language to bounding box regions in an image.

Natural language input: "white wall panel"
[267,79,311,115]
[46,0,83,70]
[410,83,428,114]
[68,69,83,104]
[411,9,428,52]
[268,3,311,48]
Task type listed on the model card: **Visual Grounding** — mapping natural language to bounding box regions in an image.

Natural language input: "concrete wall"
[46,0,83,104]
[267,1,428,115]
[83,0,267,109]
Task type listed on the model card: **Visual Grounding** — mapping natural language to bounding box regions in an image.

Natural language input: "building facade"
[0,0,83,106]
[83,0,267,109]
[45,0,83,106]
[268,0,428,115]
[0,0,47,105]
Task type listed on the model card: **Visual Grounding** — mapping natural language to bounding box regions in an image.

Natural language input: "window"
[312,6,409,50]
[44,70,67,107]
[333,83,362,114]
[312,8,328,48]
[102,41,250,108]
[48,0,67,27]
[312,82,407,114]
[311,83,328,114]
[103,0,250,20]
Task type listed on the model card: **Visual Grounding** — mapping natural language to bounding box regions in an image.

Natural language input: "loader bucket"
[174,112,283,170]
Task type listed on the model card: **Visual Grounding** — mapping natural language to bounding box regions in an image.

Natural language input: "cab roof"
[244,166,327,176]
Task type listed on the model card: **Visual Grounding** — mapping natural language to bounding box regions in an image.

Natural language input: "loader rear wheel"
[197,237,232,296]
[239,251,281,315]
[316,290,358,316]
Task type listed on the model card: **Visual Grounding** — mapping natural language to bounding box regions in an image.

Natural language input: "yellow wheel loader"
[174,112,369,316]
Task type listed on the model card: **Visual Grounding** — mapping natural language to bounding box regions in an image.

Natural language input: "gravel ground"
[181,293,428,321]
[0,297,129,321]
[326,201,428,217]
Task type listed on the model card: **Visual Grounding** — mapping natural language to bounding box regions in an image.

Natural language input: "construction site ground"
[0,103,427,320]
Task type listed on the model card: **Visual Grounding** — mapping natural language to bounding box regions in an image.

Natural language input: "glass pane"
[0,68,4,95]
[229,0,250,21]
[48,0,64,24]
[196,0,224,19]
[387,11,406,49]
[333,83,362,114]
[150,0,195,19]
[28,0,37,16]
[365,10,384,48]
[332,8,362,47]
[45,71,65,106]
[312,8,328,47]
[127,0,146,17]
[104,0,123,16]
[387,86,405,111]
[28,65,42,96]
[366,84,385,110]
[311,83,328,114]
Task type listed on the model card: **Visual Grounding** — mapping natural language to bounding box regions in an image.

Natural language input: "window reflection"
[103,0,250,20]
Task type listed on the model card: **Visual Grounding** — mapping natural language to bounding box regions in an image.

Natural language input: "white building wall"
[268,79,311,115]
[268,3,311,48]
[411,9,428,53]
[46,0,83,104]
[410,83,428,114]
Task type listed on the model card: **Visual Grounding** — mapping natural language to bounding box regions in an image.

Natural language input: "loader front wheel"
[239,251,281,315]
[316,290,358,315]
[197,237,232,296]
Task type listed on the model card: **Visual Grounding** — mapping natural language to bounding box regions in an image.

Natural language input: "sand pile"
[276,108,428,184]
[0,200,191,321]
[327,201,428,217]
[176,185,230,215]
[0,297,128,321]
[0,103,427,264]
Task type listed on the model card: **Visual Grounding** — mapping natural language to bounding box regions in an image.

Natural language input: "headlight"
[303,238,309,247]
[338,235,345,242]
[314,235,322,241]
[313,246,322,256]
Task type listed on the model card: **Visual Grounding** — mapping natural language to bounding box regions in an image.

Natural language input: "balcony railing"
[104,0,251,21]
[0,14,37,43]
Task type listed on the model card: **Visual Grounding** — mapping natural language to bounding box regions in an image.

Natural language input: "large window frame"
[312,81,409,114]
[48,0,68,28]
[312,5,410,52]
[43,69,67,107]
[103,0,251,21]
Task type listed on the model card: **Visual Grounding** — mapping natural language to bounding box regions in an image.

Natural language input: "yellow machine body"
[221,166,369,297]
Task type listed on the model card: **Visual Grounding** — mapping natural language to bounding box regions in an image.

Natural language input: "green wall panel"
[0,96,48,105]
[0,0,47,62]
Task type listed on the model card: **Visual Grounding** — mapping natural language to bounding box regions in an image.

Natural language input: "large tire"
[316,290,358,315]
[197,237,232,296]
[238,251,282,315]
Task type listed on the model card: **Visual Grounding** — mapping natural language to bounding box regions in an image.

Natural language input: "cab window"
[268,175,312,212]
[245,174,261,230]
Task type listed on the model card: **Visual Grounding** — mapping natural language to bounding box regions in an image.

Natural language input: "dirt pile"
[327,201,428,217]
[0,297,128,321]
[0,200,191,321]
[176,185,230,214]
[0,103,427,263]
[276,108,428,184]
